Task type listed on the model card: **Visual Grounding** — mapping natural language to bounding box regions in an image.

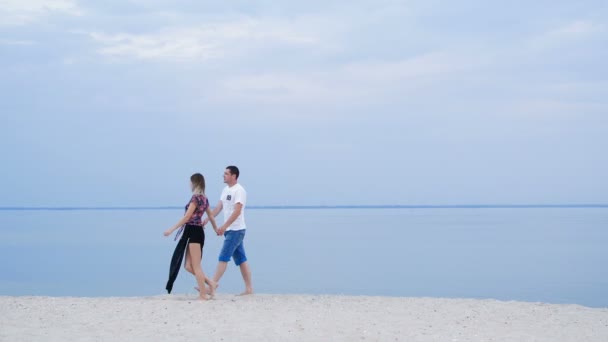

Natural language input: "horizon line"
[1,204,607,211]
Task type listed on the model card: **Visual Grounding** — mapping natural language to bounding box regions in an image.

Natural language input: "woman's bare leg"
[184,248,194,274]
[188,243,208,300]
[189,248,216,295]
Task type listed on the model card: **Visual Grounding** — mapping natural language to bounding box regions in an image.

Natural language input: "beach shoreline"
[2,294,607,341]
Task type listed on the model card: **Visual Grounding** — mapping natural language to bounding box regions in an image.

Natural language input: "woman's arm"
[202,201,223,226]
[164,202,196,236]
[205,206,219,233]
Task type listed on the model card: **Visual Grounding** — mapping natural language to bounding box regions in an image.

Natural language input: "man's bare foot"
[237,288,254,296]
[206,280,218,298]
[206,282,219,296]
[198,295,208,301]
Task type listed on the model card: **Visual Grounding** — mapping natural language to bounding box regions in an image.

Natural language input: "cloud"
[5,1,606,119]
[211,50,486,106]
[527,20,605,50]
[0,0,82,26]
[551,20,605,36]
[89,30,221,61]
[341,52,482,82]
[0,38,35,45]
[88,18,319,62]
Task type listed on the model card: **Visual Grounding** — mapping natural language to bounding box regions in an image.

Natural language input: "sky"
[1,0,607,206]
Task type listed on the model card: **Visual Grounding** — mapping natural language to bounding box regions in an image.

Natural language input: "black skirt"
[183,224,205,246]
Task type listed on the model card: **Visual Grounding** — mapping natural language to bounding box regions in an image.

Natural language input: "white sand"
[2,294,607,341]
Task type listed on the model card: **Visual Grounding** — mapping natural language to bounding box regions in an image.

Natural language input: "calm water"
[0,208,607,307]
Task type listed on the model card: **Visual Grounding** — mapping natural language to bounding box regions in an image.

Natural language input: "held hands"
[205,215,222,236]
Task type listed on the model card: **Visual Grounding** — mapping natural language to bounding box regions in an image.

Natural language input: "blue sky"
[1,0,607,206]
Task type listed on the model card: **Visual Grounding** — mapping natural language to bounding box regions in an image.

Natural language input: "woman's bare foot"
[198,294,208,301]
[194,286,209,296]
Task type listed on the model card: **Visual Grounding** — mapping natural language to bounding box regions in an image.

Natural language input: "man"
[203,165,253,295]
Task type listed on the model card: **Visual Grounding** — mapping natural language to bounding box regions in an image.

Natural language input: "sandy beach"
[2,294,607,341]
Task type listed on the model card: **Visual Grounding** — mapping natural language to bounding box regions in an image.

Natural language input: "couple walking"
[164,166,253,300]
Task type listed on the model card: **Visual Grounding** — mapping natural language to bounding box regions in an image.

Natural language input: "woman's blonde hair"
[190,173,205,194]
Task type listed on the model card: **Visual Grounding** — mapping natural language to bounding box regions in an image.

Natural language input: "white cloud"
[218,73,332,104]
[504,99,607,122]
[552,20,604,36]
[0,0,82,26]
[341,52,481,82]
[0,38,35,45]
[89,18,319,62]
[205,49,489,109]
[528,20,605,50]
[90,30,221,62]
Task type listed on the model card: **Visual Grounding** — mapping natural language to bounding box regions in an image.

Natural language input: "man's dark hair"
[226,165,240,179]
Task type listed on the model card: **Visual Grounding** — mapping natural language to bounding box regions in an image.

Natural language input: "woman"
[164,173,218,300]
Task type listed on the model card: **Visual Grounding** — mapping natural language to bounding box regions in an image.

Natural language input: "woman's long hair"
[191,173,205,195]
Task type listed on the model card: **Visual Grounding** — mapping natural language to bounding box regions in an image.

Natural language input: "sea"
[1,206,607,308]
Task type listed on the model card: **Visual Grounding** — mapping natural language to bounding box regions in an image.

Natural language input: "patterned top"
[185,194,209,226]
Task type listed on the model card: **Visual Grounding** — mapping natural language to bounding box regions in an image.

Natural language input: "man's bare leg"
[204,261,227,295]
[237,261,253,295]
[213,261,228,284]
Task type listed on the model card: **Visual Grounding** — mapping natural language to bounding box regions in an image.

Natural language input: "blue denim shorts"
[219,230,247,266]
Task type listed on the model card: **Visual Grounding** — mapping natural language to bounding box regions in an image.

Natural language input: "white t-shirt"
[220,183,247,231]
